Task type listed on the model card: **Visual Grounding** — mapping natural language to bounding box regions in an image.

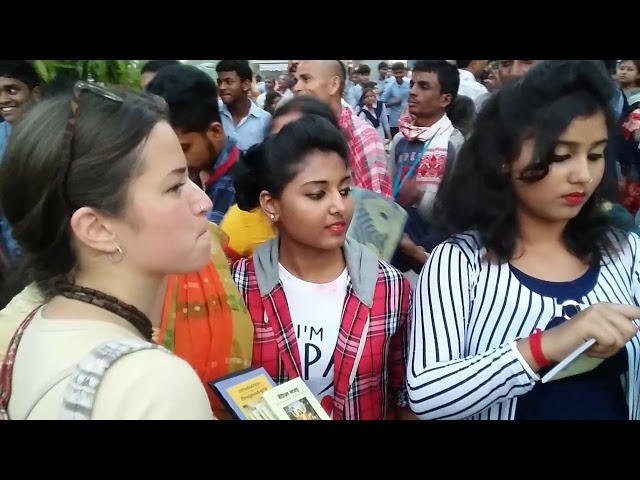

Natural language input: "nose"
[328,190,346,216]
[292,78,303,95]
[191,181,213,215]
[569,155,595,186]
[0,91,9,105]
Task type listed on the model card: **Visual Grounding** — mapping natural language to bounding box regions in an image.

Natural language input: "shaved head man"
[294,60,346,116]
[293,60,392,197]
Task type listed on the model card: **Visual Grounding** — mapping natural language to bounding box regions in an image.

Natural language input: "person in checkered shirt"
[230,114,414,420]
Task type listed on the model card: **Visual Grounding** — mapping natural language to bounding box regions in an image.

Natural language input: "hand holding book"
[209,368,331,420]
[518,302,640,380]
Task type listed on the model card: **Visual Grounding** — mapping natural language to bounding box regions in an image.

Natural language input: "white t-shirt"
[278,264,348,418]
[7,308,215,420]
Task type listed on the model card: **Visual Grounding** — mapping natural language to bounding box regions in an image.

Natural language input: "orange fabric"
[158,223,254,418]
[159,266,233,412]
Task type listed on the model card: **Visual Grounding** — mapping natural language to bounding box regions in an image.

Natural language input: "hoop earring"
[109,245,124,264]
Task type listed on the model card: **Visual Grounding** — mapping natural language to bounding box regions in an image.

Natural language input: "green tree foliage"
[31,60,143,88]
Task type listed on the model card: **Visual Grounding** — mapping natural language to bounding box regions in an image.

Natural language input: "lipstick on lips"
[562,192,586,206]
[326,221,346,234]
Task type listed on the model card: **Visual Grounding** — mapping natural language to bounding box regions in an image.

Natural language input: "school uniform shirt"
[408,230,640,420]
[232,236,411,420]
[220,100,272,152]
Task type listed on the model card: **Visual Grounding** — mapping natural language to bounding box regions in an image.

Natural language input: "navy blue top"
[512,263,628,420]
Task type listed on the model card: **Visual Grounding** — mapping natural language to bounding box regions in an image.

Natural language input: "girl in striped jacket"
[408,60,640,420]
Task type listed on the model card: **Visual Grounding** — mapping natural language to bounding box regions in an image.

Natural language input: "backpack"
[0,307,169,420]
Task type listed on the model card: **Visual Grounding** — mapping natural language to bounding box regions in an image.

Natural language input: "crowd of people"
[0,58,639,420]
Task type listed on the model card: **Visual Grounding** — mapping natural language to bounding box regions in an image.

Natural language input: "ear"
[259,190,279,222]
[206,121,225,140]
[440,92,453,109]
[328,75,341,97]
[242,79,252,93]
[206,121,226,157]
[31,86,41,101]
[69,207,118,255]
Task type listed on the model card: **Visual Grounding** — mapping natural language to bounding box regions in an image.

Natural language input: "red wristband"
[529,328,551,368]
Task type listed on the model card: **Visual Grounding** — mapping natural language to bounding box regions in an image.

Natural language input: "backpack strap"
[0,306,44,420]
[375,100,384,119]
[60,337,170,420]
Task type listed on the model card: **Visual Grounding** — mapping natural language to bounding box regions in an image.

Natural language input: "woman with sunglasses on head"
[231,115,414,420]
[408,60,640,420]
[0,83,216,419]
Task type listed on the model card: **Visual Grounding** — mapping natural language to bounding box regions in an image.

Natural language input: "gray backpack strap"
[60,338,170,420]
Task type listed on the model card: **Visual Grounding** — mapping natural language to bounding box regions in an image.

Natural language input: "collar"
[221,98,262,120]
[252,236,379,307]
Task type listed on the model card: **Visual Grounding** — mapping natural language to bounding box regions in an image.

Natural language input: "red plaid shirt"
[231,237,410,420]
[338,107,393,198]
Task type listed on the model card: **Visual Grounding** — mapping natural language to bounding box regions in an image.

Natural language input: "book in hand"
[208,369,331,420]
[541,338,601,383]
[260,377,331,420]
[208,367,277,420]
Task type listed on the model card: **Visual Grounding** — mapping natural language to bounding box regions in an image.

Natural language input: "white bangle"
[509,340,540,382]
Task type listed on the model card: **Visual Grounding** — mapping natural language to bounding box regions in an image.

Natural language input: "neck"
[229,97,251,118]
[415,111,445,128]
[515,208,568,256]
[278,236,346,283]
[71,267,166,328]
[622,84,637,93]
[330,97,344,118]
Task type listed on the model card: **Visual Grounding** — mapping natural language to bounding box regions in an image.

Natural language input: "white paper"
[541,338,597,383]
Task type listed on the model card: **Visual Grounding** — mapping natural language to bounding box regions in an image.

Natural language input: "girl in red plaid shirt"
[230,115,414,420]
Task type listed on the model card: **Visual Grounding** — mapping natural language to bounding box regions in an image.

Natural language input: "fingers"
[588,317,627,356]
[603,303,640,321]
[587,308,639,357]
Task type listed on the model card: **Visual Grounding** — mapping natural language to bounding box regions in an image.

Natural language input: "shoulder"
[250,102,271,121]
[92,346,214,420]
[447,128,466,159]
[605,229,640,261]
[376,259,411,289]
[352,113,383,143]
[0,283,43,361]
[449,128,465,148]
[432,231,485,268]
[370,260,411,312]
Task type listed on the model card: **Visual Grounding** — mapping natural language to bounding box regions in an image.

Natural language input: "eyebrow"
[301,175,352,187]
[556,138,608,147]
[166,167,187,178]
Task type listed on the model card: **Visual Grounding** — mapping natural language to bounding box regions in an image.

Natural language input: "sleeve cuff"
[509,340,540,382]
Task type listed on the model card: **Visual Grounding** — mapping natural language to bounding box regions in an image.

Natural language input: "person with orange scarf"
[0,222,254,419]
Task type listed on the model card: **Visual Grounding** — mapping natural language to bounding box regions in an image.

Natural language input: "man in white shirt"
[455,60,489,104]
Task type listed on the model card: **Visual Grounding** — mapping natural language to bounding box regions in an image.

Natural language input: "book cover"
[208,367,277,420]
[541,338,602,383]
[261,377,331,420]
